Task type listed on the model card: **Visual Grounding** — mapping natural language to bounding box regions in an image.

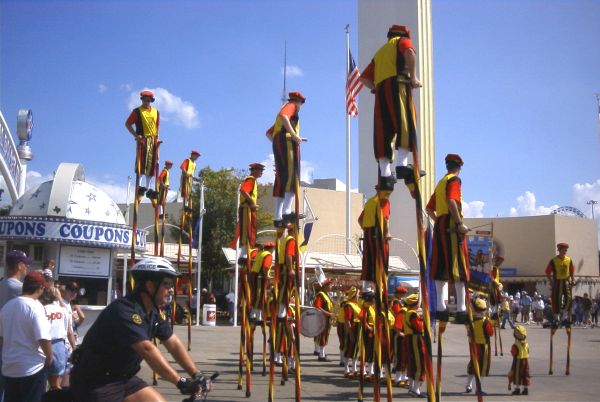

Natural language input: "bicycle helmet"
[132,256,180,280]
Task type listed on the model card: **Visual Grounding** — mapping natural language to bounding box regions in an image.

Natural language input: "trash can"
[202,304,217,326]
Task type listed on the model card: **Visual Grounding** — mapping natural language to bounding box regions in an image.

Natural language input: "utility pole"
[587,200,598,219]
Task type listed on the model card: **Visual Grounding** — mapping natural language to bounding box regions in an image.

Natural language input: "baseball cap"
[6,250,32,266]
[23,271,48,289]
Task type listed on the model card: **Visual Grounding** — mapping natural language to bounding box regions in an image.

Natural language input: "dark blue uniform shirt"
[78,294,173,378]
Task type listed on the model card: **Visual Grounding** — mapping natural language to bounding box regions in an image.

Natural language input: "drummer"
[312,280,335,361]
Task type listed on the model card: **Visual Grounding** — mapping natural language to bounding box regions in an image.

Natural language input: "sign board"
[0,111,23,202]
[467,234,493,271]
[59,245,111,278]
[500,267,518,277]
[0,216,146,250]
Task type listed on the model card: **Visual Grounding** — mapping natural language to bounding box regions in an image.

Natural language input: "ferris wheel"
[550,206,586,218]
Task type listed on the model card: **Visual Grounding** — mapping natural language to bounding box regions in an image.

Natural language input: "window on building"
[33,245,44,262]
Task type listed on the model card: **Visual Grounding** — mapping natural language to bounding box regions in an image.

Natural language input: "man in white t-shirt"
[0,271,52,402]
[0,249,31,401]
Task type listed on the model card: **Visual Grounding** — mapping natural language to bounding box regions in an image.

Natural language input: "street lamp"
[587,200,598,219]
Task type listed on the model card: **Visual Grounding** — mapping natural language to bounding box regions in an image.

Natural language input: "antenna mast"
[282,41,287,104]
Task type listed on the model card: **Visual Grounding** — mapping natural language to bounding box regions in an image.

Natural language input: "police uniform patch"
[132,314,142,325]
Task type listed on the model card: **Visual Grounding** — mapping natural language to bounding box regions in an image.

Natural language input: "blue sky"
[1,0,599,222]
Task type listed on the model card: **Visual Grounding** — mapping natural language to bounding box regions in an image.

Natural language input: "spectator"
[571,297,581,326]
[0,272,52,402]
[520,291,532,324]
[43,259,56,277]
[59,282,85,350]
[40,274,76,391]
[0,250,31,400]
[225,291,235,324]
[532,296,544,325]
[591,297,599,328]
[500,296,515,329]
[543,299,554,327]
[581,293,592,328]
[510,296,520,323]
[200,288,209,307]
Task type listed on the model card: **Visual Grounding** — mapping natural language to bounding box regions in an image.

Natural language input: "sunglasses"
[161,281,175,290]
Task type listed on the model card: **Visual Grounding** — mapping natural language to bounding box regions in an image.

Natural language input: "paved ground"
[140,319,600,402]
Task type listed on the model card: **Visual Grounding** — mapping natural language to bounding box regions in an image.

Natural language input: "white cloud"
[120,83,133,92]
[463,200,485,218]
[257,153,313,185]
[509,191,559,217]
[282,65,304,78]
[87,177,129,204]
[127,87,199,129]
[98,83,108,94]
[572,179,600,218]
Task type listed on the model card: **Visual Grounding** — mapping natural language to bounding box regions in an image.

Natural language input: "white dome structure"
[0,163,145,251]
[12,178,125,225]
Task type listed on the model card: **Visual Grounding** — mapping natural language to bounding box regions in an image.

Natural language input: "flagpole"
[345,24,351,255]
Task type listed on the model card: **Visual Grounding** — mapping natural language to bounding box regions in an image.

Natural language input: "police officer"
[70,256,210,402]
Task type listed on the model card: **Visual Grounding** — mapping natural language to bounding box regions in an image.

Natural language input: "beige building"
[465,215,600,298]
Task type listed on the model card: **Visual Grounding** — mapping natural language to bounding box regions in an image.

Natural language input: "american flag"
[346,50,363,117]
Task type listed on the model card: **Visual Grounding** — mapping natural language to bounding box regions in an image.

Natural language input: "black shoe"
[313,351,319,356]
[282,212,305,225]
[512,388,521,395]
[522,388,528,395]
[435,310,450,322]
[158,214,166,219]
[465,386,472,393]
[379,175,396,191]
[273,219,285,228]
[137,186,147,197]
[318,356,328,362]
[146,189,158,200]
[398,166,426,184]
[454,311,469,324]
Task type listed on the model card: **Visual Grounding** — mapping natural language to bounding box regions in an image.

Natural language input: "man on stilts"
[266,92,307,228]
[233,163,265,261]
[180,150,201,212]
[359,24,424,192]
[426,154,470,324]
[125,90,160,199]
[545,242,574,376]
[157,160,173,219]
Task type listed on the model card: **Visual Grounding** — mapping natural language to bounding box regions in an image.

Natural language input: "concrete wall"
[465,215,599,278]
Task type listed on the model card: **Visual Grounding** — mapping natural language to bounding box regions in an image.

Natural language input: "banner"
[467,233,493,271]
[0,216,146,250]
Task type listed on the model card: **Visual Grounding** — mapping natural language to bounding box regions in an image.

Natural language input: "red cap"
[288,92,306,103]
[249,163,265,170]
[23,271,48,289]
[445,153,464,166]
[395,285,408,294]
[321,279,332,287]
[557,242,569,249]
[140,90,155,101]
[263,242,276,248]
[388,24,410,37]
[191,150,201,156]
[165,160,173,166]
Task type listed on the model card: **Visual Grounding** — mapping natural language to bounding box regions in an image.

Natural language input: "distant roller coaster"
[550,206,586,218]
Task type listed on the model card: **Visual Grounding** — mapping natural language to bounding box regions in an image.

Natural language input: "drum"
[300,308,326,337]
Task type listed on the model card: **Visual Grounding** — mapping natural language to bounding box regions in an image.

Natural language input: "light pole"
[587,200,598,219]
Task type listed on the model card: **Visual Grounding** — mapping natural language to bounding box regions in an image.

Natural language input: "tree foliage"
[190,167,273,288]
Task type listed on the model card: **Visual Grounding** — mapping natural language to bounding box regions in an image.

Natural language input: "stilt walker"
[360,23,434,400]
[426,154,486,401]
[545,242,575,375]
[125,89,161,283]
[157,160,173,257]
[489,255,505,356]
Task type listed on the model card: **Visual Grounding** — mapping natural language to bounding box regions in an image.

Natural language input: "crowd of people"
[0,253,86,402]
[498,290,599,329]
